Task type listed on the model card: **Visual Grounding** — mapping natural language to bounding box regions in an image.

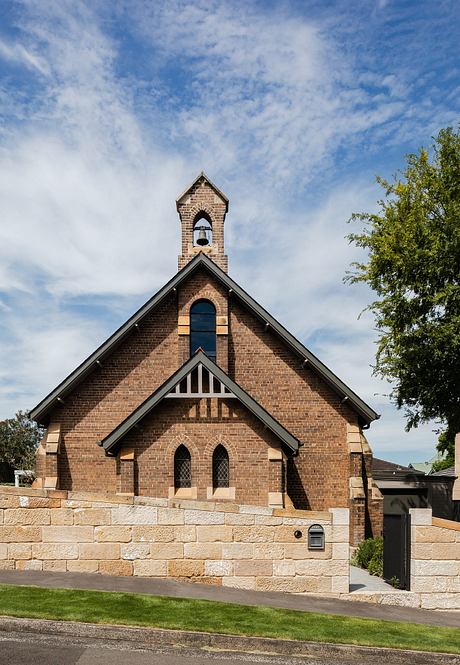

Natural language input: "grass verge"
[0,584,458,654]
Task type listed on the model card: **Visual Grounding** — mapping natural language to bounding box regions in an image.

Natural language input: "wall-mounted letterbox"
[308,524,325,550]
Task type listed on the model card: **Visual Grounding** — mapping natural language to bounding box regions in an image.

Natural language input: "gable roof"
[175,172,229,212]
[29,253,379,426]
[99,351,300,454]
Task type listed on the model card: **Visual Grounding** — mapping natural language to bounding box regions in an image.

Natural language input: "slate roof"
[99,351,300,454]
[30,253,379,426]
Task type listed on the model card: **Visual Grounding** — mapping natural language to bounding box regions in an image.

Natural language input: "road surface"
[0,626,446,665]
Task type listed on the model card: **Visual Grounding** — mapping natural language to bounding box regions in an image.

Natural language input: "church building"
[30,173,383,545]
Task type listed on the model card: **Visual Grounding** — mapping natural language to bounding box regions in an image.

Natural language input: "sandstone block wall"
[410,508,460,609]
[0,486,349,593]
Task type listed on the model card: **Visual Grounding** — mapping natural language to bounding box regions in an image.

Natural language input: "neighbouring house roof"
[99,351,300,454]
[373,457,425,478]
[373,457,429,490]
[409,461,434,474]
[29,253,379,426]
[408,454,444,475]
[176,172,229,212]
[430,466,456,477]
[373,457,455,491]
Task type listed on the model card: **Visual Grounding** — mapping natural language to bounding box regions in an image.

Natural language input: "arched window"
[193,213,212,246]
[190,299,216,362]
[174,445,191,489]
[212,444,229,489]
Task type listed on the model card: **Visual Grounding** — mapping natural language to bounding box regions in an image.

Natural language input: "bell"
[196,225,209,246]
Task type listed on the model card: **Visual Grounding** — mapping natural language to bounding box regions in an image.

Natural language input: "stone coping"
[432,517,460,532]
[0,485,332,521]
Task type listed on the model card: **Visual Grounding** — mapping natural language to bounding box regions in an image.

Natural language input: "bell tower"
[176,172,229,273]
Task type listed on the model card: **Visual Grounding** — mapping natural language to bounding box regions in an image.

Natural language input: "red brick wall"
[52,292,178,492]
[228,301,357,511]
[42,266,362,517]
[121,398,284,505]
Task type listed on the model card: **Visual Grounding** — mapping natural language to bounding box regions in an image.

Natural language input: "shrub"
[353,537,376,569]
[352,536,383,577]
[367,537,383,576]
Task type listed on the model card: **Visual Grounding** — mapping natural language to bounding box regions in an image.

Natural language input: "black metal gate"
[383,513,411,590]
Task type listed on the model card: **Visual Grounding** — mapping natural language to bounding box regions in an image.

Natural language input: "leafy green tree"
[432,426,455,472]
[0,411,43,472]
[347,126,460,466]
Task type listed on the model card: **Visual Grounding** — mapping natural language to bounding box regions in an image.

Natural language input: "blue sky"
[0,0,458,464]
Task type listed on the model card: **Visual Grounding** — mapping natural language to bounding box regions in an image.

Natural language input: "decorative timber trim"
[99,352,300,454]
[166,363,235,399]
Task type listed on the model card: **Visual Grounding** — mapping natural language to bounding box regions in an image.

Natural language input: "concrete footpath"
[0,569,459,628]
[349,565,394,592]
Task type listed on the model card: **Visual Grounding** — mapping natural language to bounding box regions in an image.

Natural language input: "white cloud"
[0,39,49,75]
[0,296,105,416]
[0,2,189,298]
[0,0,450,463]
[229,178,380,336]
[0,134,185,296]
[126,1,416,186]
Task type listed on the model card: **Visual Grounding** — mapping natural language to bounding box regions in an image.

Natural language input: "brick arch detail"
[166,435,200,460]
[191,208,213,229]
[182,204,220,229]
[185,292,222,317]
[203,436,239,468]
[165,435,201,487]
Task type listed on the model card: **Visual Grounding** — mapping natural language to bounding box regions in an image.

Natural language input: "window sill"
[206,486,236,500]
[168,486,198,500]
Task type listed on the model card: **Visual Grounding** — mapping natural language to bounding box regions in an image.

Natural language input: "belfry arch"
[176,172,229,272]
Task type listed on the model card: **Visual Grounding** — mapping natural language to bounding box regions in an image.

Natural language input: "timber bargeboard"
[99,351,300,454]
[29,253,379,426]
